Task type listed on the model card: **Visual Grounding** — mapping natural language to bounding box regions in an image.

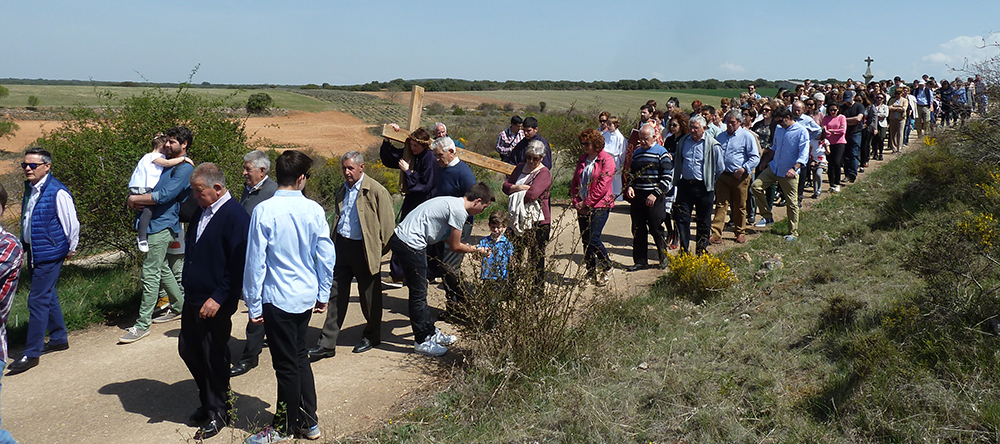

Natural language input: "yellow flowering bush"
[957,211,1000,253]
[665,252,738,302]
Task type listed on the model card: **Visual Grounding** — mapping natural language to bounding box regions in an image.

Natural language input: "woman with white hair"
[502,139,552,294]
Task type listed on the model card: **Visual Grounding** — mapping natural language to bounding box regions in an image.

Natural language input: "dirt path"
[0,110,379,160]
[0,111,918,442]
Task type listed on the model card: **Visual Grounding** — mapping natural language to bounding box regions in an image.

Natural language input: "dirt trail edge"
[1,138,918,444]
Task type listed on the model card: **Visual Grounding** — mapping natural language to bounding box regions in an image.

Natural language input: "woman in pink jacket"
[570,129,616,287]
[821,102,848,193]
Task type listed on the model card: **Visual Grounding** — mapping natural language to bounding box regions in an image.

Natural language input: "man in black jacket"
[179,163,250,440]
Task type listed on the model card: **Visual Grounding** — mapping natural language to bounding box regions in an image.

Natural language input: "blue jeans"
[25,256,67,358]
[844,131,861,180]
[0,362,17,444]
[578,209,611,273]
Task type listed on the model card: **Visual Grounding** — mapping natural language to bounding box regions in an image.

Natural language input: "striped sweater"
[628,143,673,196]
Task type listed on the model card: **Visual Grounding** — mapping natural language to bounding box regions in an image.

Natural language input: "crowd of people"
[0,74,991,443]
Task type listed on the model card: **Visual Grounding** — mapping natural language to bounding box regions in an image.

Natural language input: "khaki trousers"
[712,171,752,237]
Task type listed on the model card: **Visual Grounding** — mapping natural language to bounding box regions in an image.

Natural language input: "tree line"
[316,77,842,92]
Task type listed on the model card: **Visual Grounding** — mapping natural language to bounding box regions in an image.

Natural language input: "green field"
[0,84,343,112]
[0,84,774,122]
[453,89,770,118]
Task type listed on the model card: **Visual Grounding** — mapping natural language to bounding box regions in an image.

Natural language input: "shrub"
[476,102,499,113]
[0,121,17,140]
[36,82,249,256]
[451,105,466,116]
[665,252,737,303]
[246,92,273,115]
[425,102,446,115]
[539,101,547,113]
[27,95,39,109]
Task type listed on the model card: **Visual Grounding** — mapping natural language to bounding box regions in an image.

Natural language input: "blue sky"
[5,0,1000,85]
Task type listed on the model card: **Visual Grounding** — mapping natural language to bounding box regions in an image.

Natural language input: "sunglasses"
[599,119,608,123]
[22,162,48,170]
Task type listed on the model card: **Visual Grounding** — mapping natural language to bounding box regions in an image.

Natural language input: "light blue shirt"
[336,175,364,240]
[795,114,823,141]
[716,128,760,174]
[243,189,335,318]
[680,137,707,181]
[769,122,811,175]
[915,87,933,106]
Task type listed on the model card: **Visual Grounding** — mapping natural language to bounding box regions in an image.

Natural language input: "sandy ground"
[0,109,917,443]
[0,110,379,161]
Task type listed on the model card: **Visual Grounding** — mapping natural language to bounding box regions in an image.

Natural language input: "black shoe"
[626,264,648,272]
[353,338,379,354]
[194,418,227,440]
[188,407,209,424]
[308,346,336,362]
[230,361,256,377]
[7,356,39,374]
[42,341,69,354]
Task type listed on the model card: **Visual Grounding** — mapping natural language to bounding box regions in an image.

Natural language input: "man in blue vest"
[8,148,79,374]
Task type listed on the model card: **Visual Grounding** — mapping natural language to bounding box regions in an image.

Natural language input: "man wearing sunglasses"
[7,148,80,374]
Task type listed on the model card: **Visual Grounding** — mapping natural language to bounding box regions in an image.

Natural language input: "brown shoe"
[735,234,747,244]
[709,236,722,244]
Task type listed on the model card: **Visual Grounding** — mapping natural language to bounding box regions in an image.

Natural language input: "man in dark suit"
[179,163,250,440]
[231,150,278,377]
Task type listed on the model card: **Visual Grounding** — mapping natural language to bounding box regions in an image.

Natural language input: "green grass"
[0,85,776,124]
[451,89,766,118]
[343,138,1000,442]
[0,84,342,112]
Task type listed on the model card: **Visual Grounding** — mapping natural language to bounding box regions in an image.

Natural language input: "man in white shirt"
[388,183,493,357]
[8,148,79,374]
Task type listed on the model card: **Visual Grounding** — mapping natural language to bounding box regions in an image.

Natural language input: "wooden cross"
[381,85,515,190]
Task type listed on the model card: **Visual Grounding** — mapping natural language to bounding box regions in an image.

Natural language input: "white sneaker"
[414,338,448,357]
[429,327,457,346]
[830,185,841,193]
[753,218,774,228]
[137,238,149,253]
[245,426,291,444]
[119,326,150,344]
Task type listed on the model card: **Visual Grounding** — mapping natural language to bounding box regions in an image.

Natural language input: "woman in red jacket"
[570,129,616,287]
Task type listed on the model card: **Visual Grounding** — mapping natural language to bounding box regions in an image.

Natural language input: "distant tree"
[246,92,273,115]
[539,101,547,113]
[27,95,39,109]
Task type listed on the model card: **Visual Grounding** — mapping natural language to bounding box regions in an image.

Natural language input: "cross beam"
[383,86,515,182]
[381,125,515,176]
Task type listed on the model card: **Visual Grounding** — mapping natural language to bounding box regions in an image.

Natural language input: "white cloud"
[720,62,745,73]
[922,35,1000,66]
